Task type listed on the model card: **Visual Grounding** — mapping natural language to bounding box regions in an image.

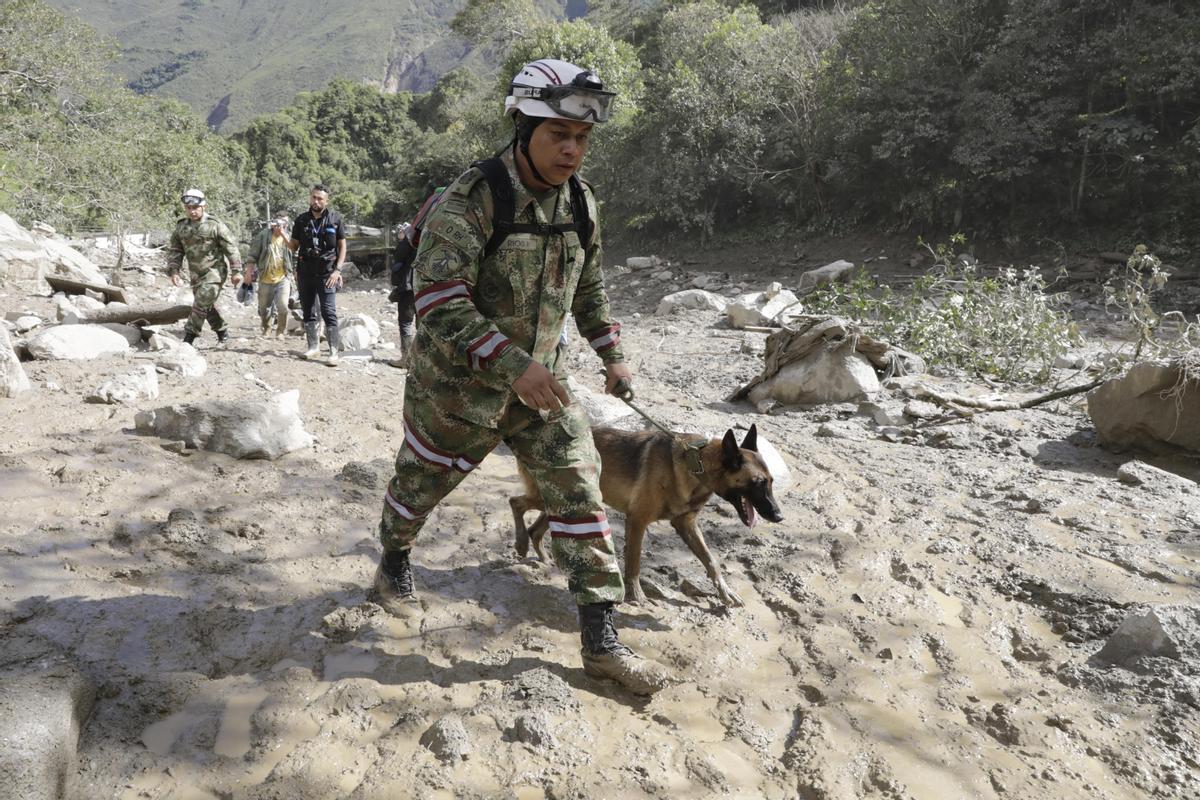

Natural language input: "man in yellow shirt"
[246,216,294,337]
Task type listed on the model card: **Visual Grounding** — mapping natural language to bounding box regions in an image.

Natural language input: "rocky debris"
[418,715,471,762]
[1095,605,1200,668]
[10,314,43,333]
[134,389,314,460]
[0,212,109,290]
[320,604,383,643]
[566,376,636,428]
[0,326,31,398]
[733,316,924,407]
[655,289,728,315]
[25,324,131,360]
[505,712,558,749]
[798,259,855,293]
[1087,361,1200,454]
[1116,460,1196,492]
[160,507,208,547]
[340,313,381,350]
[963,702,1022,746]
[727,282,802,329]
[87,364,159,405]
[144,342,206,377]
[0,637,97,800]
[335,458,393,489]
[506,667,579,712]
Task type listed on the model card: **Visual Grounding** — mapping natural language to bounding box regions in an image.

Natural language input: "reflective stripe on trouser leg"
[378,385,496,553]
[504,401,624,606]
[186,282,225,335]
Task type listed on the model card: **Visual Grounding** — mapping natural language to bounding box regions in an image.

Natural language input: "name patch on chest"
[500,235,541,252]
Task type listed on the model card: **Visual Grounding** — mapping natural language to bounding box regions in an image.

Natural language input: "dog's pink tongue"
[747,504,757,529]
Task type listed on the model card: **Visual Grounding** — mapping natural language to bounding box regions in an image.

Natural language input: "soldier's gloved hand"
[170,274,181,287]
[513,362,570,411]
[604,362,634,400]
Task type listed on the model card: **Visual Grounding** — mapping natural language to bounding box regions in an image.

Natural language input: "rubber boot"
[216,328,228,345]
[579,602,672,695]
[182,331,197,345]
[302,323,320,359]
[326,325,340,366]
[371,549,421,617]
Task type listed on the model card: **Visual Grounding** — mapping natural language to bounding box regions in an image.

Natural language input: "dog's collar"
[681,438,706,475]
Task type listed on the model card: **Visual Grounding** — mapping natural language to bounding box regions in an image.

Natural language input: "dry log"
[80,304,190,326]
[912,379,1103,414]
[44,275,127,304]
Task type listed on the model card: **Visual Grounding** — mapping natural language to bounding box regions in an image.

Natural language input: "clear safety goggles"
[511,83,616,123]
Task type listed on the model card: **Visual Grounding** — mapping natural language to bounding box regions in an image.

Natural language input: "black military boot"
[182,331,197,345]
[216,329,229,345]
[579,602,672,695]
[371,549,421,617]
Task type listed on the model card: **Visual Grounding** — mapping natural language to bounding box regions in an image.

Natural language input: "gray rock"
[902,400,942,420]
[25,324,131,360]
[1116,460,1196,492]
[96,323,142,346]
[0,639,97,800]
[419,715,471,762]
[147,342,206,377]
[1087,362,1200,454]
[727,283,801,329]
[655,289,728,315]
[798,259,855,293]
[748,341,880,405]
[340,313,381,350]
[87,364,159,405]
[134,389,314,460]
[626,256,662,270]
[506,713,558,749]
[1095,606,1200,667]
[13,315,42,333]
[565,376,636,429]
[0,326,31,398]
[507,667,580,712]
[859,401,906,427]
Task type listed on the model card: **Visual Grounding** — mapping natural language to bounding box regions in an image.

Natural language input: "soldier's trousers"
[379,388,624,607]
[185,281,227,336]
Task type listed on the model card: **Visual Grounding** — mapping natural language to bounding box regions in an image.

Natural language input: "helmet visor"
[512,84,615,123]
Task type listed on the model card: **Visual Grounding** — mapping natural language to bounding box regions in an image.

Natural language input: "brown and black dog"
[510,424,783,606]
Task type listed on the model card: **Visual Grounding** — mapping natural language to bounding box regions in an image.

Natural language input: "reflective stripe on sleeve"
[415,280,472,319]
[547,513,610,539]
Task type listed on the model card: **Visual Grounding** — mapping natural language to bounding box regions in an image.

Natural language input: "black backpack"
[472,157,593,261]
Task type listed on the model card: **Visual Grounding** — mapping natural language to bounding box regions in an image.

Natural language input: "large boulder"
[1087,361,1200,454]
[134,389,314,459]
[146,342,206,377]
[0,212,108,290]
[727,282,801,329]
[655,289,728,315]
[1095,605,1200,668]
[798,259,855,293]
[747,340,880,406]
[340,314,381,350]
[0,326,31,398]
[0,638,97,800]
[87,364,159,405]
[25,325,131,361]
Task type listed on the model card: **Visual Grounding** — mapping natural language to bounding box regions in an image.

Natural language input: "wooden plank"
[44,275,127,305]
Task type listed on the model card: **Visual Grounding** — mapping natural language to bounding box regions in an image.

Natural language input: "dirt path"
[1,259,1197,799]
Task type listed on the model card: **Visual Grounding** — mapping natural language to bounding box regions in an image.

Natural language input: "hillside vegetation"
[6,0,1200,252]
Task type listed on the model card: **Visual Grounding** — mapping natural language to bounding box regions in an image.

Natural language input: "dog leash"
[606,372,706,474]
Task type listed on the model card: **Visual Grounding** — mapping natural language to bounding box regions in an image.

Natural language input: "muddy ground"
[1,243,1198,800]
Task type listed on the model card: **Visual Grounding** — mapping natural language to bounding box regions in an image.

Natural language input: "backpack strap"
[473,157,593,262]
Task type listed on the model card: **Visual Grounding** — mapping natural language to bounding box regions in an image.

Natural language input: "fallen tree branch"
[912,379,1104,413]
[80,304,190,326]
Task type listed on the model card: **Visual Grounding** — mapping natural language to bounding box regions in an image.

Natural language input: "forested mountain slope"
[46,0,506,130]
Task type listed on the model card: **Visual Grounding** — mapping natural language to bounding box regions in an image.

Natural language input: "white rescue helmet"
[505,59,615,123]
[180,188,206,207]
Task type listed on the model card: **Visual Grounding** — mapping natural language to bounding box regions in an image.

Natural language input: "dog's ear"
[741,424,758,452]
[721,429,743,468]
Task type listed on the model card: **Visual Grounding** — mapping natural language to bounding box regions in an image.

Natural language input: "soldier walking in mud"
[370,59,671,695]
[166,188,243,345]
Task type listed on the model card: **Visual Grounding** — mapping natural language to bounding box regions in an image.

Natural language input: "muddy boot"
[400,332,415,367]
[371,549,421,617]
[302,323,320,359]
[579,602,672,696]
[216,329,228,345]
[325,326,340,366]
[182,331,197,345]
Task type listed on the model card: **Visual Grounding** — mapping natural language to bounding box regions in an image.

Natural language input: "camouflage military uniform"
[1127,245,1162,276]
[379,152,626,606]
[166,214,242,337]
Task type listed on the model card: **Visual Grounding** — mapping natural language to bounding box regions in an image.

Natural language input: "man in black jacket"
[289,184,346,364]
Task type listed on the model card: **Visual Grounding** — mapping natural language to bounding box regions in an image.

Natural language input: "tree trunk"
[79,304,191,325]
